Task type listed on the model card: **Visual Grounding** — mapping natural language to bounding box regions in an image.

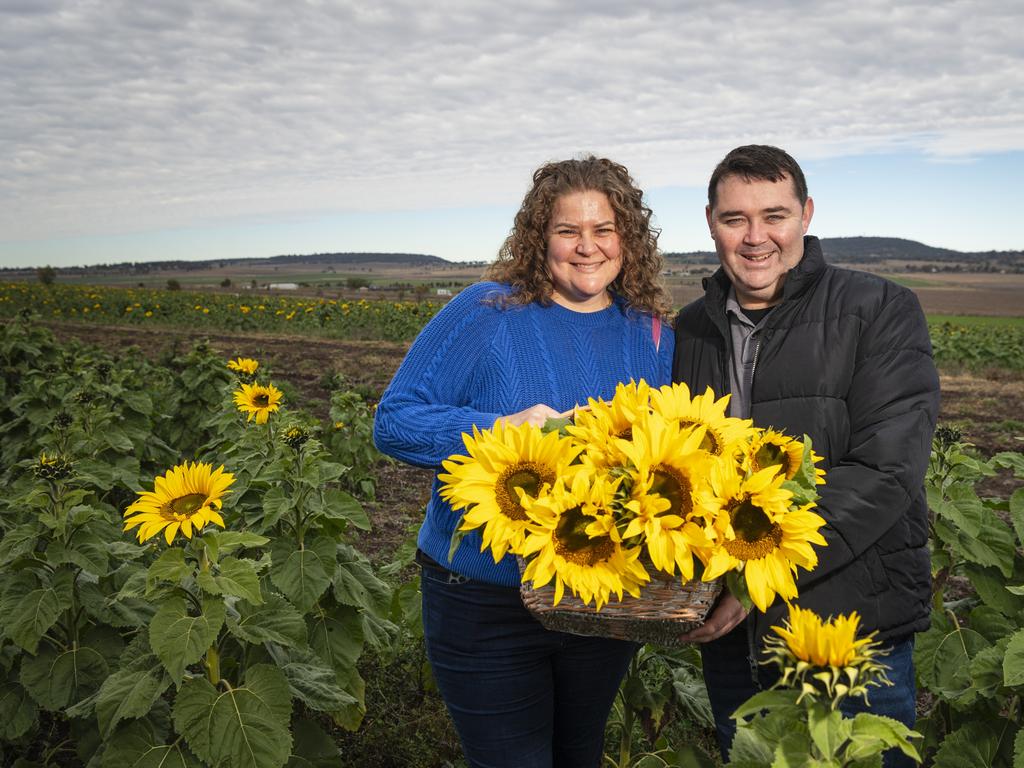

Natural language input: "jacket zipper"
[746,333,762,396]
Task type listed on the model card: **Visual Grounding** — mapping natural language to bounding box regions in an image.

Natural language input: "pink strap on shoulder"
[652,316,661,351]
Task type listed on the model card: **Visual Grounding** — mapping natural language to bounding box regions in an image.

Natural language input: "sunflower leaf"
[101,718,200,768]
[149,596,226,685]
[333,543,391,615]
[270,537,336,612]
[278,649,357,712]
[0,682,38,741]
[172,664,292,768]
[197,556,263,604]
[227,593,307,648]
[0,568,74,653]
[0,522,42,567]
[94,667,170,738]
[288,718,342,767]
[20,643,109,711]
[319,488,370,531]
[308,603,364,675]
[146,548,192,594]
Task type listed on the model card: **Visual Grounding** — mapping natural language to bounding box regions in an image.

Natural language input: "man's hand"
[680,589,748,643]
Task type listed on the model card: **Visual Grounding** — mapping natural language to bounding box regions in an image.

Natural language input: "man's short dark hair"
[707,145,808,209]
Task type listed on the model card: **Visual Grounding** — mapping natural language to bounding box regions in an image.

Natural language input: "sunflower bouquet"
[439,380,827,636]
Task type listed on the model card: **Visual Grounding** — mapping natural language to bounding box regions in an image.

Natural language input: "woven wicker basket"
[518,557,722,647]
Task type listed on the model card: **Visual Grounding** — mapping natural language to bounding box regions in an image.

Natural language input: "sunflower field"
[0,282,442,341]
[0,314,399,767]
[4,282,1024,368]
[3,300,1024,767]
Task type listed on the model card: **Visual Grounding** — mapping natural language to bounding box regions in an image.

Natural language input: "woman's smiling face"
[545,190,622,312]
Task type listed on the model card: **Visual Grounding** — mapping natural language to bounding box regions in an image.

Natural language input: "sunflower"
[123,461,234,545]
[745,429,826,486]
[233,382,283,424]
[520,472,650,609]
[567,379,652,470]
[699,463,826,612]
[763,604,892,707]
[744,429,805,479]
[226,357,259,375]
[649,382,755,459]
[438,421,581,562]
[616,410,715,579]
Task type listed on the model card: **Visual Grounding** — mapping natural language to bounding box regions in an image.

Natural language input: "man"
[674,145,939,766]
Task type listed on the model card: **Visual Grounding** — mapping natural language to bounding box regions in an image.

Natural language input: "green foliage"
[604,645,718,768]
[323,389,385,499]
[928,320,1024,371]
[915,428,1024,766]
[0,318,399,767]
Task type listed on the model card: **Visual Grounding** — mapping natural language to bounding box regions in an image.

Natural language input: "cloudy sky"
[2,0,1023,268]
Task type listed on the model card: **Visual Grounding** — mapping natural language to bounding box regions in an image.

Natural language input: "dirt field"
[42,321,1024,565]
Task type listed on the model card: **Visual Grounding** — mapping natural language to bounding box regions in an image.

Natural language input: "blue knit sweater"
[372,281,675,586]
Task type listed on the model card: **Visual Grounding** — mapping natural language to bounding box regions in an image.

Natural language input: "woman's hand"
[679,589,748,643]
[499,405,574,428]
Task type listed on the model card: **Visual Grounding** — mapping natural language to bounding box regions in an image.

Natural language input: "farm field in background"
[4,274,1024,371]
[3,265,1024,766]
[3,288,1024,765]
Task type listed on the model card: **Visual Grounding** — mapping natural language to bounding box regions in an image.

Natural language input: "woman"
[373,156,674,767]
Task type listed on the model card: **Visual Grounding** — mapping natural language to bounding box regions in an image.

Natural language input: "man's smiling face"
[706,173,814,309]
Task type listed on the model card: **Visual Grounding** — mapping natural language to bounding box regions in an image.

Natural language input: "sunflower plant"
[0,328,400,767]
[727,604,922,767]
[911,427,1024,767]
[439,380,828,614]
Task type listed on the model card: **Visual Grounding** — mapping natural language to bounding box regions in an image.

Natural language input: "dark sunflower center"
[254,394,270,407]
[650,465,692,518]
[554,505,615,567]
[616,426,633,441]
[169,493,207,518]
[494,463,551,521]
[754,443,796,477]
[724,498,783,560]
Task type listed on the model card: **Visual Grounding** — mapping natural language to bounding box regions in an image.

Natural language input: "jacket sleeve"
[798,287,939,588]
[372,285,505,470]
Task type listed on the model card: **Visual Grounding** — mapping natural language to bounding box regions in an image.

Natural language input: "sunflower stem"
[617,657,638,767]
[205,645,220,685]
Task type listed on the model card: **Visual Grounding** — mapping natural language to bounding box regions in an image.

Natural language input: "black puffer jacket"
[673,236,940,642]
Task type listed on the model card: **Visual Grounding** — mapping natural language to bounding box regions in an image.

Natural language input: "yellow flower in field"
[123,461,234,545]
[226,357,260,375]
[521,473,650,609]
[649,382,754,458]
[616,410,715,579]
[764,604,891,707]
[568,379,652,470]
[439,421,581,563]
[699,463,826,612]
[233,382,283,424]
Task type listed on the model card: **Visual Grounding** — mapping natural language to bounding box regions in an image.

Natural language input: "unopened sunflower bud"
[34,452,73,481]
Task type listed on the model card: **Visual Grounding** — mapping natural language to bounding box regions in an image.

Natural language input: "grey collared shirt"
[725,287,773,420]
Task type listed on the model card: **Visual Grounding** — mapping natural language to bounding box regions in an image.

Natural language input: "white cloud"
[1,0,1022,252]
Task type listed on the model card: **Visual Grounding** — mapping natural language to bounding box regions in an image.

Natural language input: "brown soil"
[43,321,1024,564]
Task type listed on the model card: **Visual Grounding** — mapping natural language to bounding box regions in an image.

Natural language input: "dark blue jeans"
[701,621,917,768]
[420,561,638,768]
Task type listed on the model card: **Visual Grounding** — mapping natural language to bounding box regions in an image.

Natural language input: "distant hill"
[0,252,452,276]
[264,252,450,267]
[666,236,1024,268]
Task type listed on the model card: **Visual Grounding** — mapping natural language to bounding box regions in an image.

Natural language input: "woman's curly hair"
[485,156,674,318]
